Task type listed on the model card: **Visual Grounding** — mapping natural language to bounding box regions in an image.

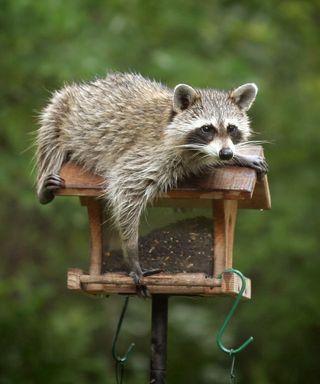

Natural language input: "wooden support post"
[212,200,238,278]
[81,197,103,275]
[150,295,169,384]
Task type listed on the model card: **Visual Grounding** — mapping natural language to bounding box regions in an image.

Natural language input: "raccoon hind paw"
[38,174,65,204]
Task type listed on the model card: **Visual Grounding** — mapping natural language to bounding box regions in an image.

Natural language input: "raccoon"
[36,72,267,296]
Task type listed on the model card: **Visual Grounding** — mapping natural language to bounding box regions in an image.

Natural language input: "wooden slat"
[81,272,221,287]
[238,174,271,209]
[177,166,256,193]
[59,164,102,187]
[56,146,271,209]
[212,200,238,277]
[67,268,251,298]
[83,198,103,275]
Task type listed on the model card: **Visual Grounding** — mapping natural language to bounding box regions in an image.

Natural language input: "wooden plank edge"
[238,175,271,210]
[56,188,252,201]
[80,272,221,287]
[67,269,251,299]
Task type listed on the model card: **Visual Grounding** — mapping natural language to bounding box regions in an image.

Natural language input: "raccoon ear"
[231,83,258,111]
[173,84,198,112]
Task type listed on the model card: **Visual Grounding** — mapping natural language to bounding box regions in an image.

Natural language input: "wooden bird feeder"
[55,146,271,299]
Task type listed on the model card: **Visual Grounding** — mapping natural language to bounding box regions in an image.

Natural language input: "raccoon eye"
[227,124,238,134]
[200,125,213,134]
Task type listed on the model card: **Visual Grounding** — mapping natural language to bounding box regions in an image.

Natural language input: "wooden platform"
[54,146,270,298]
[57,146,271,210]
[68,268,251,298]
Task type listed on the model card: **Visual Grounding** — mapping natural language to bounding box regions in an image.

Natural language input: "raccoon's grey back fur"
[36,72,265,294]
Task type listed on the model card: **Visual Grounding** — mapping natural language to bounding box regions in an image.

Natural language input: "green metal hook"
[112,296,135,364]
[216,268,254,355]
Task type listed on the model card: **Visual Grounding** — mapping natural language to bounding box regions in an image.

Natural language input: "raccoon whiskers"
[236,140,269,148]
[174,143,206,151]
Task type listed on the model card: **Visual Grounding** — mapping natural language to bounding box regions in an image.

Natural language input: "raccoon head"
[168,82,258,163]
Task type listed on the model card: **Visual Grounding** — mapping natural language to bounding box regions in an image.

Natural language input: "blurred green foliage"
[1,0,320,383]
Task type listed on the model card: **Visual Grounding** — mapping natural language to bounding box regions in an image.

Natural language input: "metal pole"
[150,295,168,384]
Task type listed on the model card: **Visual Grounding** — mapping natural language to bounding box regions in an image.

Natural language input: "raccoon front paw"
[234,154,268,180]
[38,174,65,204]
[249,156,268,180]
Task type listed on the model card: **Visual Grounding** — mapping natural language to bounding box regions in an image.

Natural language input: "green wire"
[216,268,254,355]
[112,296,135,364]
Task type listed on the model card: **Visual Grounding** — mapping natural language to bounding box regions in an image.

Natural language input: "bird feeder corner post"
[80,197,103,276]
[212,199,238,279]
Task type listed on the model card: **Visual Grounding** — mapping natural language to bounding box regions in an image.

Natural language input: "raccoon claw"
[251,158,268,180]
[130,272,150,298]
[39,174,65,204]
[129,269,162,298]
[142,268,162,277]
[235,154,268,180]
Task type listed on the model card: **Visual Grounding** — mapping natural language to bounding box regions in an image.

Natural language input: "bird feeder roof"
[56,145,271,210]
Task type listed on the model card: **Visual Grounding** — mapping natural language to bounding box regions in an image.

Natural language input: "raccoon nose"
[219,148,233,160]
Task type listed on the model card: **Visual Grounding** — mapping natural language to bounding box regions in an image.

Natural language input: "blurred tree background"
[1,0,319,383]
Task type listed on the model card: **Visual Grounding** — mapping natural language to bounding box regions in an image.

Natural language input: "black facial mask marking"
[186,124,217,145]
